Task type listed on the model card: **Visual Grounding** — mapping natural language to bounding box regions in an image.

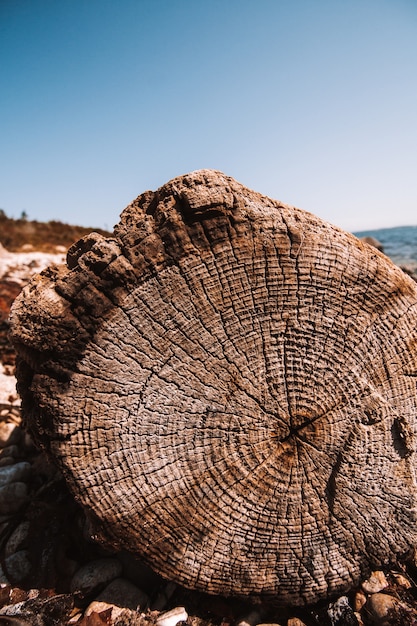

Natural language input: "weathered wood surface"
[9,170,417,606]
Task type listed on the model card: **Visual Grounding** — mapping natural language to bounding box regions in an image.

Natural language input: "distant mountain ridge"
[0,210,112,252]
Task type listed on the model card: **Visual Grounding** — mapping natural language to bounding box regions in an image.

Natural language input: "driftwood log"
[9,170,417,606]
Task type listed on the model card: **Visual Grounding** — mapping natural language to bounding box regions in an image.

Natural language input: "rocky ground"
[2,243,417,625]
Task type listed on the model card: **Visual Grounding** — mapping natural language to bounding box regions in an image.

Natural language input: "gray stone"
[0,461,31,486]
[0,444,19,458]
[85,577,149,620]
[0,456,16,467]
[95,576,148,609]
[4,549,32,583]
[70,558,122,596]
[5,520,31,557]
[0,481,28,514]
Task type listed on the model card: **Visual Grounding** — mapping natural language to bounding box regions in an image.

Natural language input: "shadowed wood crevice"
[9,169,417,607]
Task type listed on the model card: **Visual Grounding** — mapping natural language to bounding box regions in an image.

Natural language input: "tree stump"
[9,170,417,606]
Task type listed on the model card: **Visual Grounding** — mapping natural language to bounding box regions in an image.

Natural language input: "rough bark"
[9,169,417,606]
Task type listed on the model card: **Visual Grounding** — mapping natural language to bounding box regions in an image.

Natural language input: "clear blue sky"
[1,0,416,232]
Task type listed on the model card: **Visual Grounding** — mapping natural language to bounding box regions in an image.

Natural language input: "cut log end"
[9,169,417,606]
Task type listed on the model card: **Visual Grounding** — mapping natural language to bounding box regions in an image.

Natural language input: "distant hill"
[0,210,112,252]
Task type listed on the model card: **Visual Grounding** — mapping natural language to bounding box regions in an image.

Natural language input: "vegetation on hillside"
[0,209,112,252]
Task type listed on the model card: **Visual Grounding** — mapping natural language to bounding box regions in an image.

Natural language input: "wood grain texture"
[9,170,417,605]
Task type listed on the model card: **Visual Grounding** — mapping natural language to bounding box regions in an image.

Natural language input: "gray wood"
[9,170,417,605]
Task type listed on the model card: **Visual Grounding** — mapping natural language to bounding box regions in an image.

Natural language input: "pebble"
[0,481,28,514]
[0,456,16,467]
[156,606,188,626]
[365,592,411,625]
[361,570,388,594]
[353,589,367,612]
[4,550,32,584]
[70,558,123,596]
[5,520,31,557]
[0,600,27,619]
[0,444,19,458]
[327,596,359,625]
[391,572,412,588]
[84,577,149,619]
[287,620,307,626]
[0,461,31,486]
[0,422,21,447]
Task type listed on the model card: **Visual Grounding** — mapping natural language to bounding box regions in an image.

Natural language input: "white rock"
[0,249,65,285]
[0,366,19,408]
[327,596,357,626]
[156,606,188,626]
[0,601,26,617]
[0,462,31,487]
[70,558,123,595]
[361,570,388,594]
